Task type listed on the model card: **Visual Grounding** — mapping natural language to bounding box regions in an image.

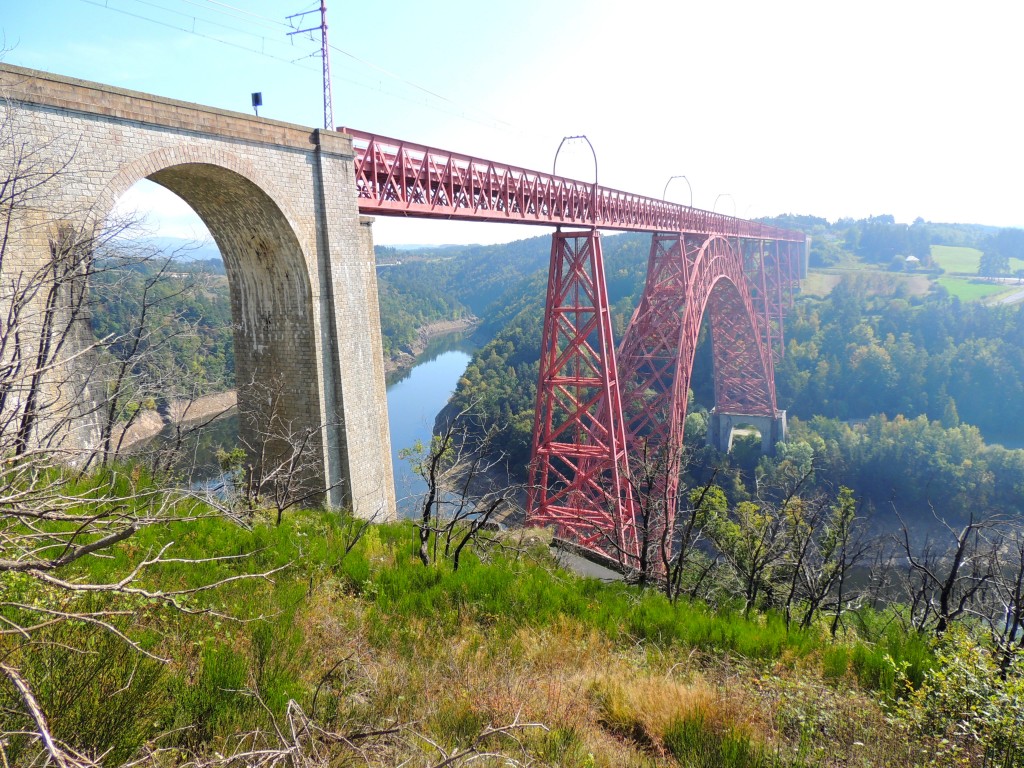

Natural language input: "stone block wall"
[0,62,395,520]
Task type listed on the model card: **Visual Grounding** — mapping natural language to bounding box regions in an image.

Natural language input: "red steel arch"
[528,232,783,567]
[620,235,778,558]
[338,128,803,566]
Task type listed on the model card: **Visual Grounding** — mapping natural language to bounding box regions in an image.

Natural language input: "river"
[148,332,476,516]
[386,333,476,513]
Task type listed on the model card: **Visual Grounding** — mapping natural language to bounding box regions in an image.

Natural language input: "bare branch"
[0,662,96,768]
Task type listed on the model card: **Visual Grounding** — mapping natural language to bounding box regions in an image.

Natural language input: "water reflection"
[386,334,476,514]
[386,332,476,387]
[138,331,476,516]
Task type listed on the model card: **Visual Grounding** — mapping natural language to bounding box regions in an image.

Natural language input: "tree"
[980,526,1024,673]
[895,510,999,635]
[0,85,276,764]
[707,498,789,617]
[979,249,1009,277]
[210,375,345,525]
[620,438,684,587]
[777,485,869,634]
[90,247,214,467]
[403,406,520,572]
[664,479,727,603]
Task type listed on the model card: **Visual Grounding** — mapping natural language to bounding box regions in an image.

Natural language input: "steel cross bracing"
[342,128,805,567]
[345,129,804,241]
[526,231,638,558]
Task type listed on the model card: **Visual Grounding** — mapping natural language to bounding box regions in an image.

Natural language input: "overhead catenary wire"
[194,0,300,30]
[77,0,319,71]
[74,0,538,137]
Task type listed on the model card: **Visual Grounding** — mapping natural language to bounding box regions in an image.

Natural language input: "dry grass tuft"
[589,673,743,754]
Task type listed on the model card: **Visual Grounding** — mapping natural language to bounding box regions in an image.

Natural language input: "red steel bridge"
[345,128,806,568]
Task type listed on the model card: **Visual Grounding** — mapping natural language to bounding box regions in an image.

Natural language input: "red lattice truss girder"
[345,129,804,242]
[340,128,805,566]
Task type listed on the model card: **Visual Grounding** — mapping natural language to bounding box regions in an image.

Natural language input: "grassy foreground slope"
[4,505,966,767]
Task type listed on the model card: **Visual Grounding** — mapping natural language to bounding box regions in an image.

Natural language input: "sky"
[2,0,1023,246]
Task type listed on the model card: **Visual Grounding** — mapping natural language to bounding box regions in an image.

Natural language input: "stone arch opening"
[722,421,763,455]
[107,161,326,498]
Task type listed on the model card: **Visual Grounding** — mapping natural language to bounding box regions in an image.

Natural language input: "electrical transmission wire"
[75,0,536,136]
[77,0,319,70]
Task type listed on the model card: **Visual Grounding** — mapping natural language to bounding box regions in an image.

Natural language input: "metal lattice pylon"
[526,229,637,562]
[529,231,786,567]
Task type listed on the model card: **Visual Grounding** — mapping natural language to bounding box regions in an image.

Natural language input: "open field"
[931,245,982,273]
[801,269,931,297]
[805,257,1024,304]
[800,272,843,296]
[935,276,1018,301]
[931,244,1024,275]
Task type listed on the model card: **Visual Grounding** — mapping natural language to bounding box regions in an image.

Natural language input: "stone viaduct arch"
[0,63,396,520]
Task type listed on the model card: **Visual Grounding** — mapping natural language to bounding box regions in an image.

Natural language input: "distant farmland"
[931,244,1024,275]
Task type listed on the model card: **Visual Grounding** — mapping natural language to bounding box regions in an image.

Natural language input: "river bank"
[384,317,478,374]
[120,318,479,453]
[117,390,237,450]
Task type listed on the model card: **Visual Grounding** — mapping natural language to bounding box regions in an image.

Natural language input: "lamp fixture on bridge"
[251,92,262,117]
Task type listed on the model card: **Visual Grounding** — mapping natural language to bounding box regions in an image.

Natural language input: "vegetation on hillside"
[7,499,1022,767]
[375,236,555,358]
[440,231,1024,529]
[91,255,235,400]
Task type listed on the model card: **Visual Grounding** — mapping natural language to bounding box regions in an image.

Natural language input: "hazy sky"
[3,0,1022,245]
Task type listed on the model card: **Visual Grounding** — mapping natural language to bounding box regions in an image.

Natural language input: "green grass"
[341,525,823,662]
[931,244,1024,276]
[931,245,983,274]
[803,268,933,298]
[664,713,800,768]
[4,498,940,765]
[935,276,1017,301]
[800,272,843,296]
[65,508,924,693]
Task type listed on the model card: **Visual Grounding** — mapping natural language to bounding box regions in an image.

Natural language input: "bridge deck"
[345,129,805,242]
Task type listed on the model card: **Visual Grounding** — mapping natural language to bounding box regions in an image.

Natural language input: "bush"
[889,626,1023,767]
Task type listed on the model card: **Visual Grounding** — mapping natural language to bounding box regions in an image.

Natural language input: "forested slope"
[442,221,1024,527]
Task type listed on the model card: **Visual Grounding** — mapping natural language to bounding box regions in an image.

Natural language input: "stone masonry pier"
[0,63,396,520]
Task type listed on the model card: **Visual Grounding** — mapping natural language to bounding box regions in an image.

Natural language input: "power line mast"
[287,1,334,130]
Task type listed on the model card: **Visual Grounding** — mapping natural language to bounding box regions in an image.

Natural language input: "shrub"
[889,626,1023,767]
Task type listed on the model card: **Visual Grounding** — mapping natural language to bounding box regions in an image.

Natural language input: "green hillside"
[8,501,1018,767]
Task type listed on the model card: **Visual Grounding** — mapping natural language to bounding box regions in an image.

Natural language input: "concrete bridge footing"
[707,408,788,456]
